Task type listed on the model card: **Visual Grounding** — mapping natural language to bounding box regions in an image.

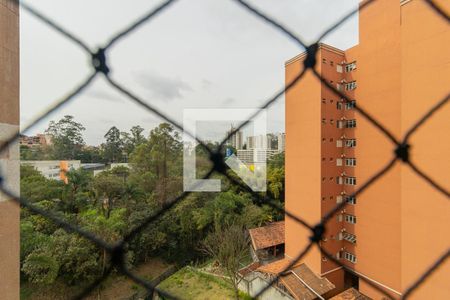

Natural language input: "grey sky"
[20,0,359,145]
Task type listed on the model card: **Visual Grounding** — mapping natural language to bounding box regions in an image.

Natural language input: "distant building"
[237,149,279,165]
[21,160,81,183]
[277,133,285,152]
[246,134,275,150]
[19,134,52,148]
[226,125,244,150]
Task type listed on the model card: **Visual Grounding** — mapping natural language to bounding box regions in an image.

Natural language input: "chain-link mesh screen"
[0,0,448,299]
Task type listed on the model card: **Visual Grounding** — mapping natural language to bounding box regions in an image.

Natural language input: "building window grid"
[345,139,356,148]
[345,214,357,224]
[344,252,357,263]
[345,61,357,72]
[345,100,356,110]
[345,196,356,205]
[345,177,357,185]
[346,119,357,128]
[345,158,356,166]
[343,232,357,244]
[345,81,357,90]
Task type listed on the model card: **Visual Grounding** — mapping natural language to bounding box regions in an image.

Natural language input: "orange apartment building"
[285,0,449,299]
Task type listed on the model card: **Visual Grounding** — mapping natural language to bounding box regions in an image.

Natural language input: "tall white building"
[246,134,274,150]
[277,133,286,152]
[226,125,244,150]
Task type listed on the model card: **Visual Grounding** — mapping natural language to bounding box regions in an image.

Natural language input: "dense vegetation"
[20,116,285,297]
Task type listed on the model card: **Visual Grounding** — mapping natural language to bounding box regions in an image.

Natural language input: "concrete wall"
[238,273,293,300]
[0,0,20,299]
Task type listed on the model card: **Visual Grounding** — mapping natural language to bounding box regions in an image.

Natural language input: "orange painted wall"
[285,53,322,274]
[350,0,403,297]
[400,0,450,298]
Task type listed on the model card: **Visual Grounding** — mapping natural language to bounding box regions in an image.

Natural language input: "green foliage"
[19,120,285,291]
[22,253,60,284]
[20,165,64,203]
[45,115,86,160]
[104,126,123,163]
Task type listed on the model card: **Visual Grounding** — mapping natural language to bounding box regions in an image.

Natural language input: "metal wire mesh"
[0,0,448,299]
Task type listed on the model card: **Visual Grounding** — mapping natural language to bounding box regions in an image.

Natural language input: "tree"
[103,126,123,163]
[20,165,64,203]
[92,171,126,218]
[202,224,250,299]
[45,115,86,159]
[130,123,182,205]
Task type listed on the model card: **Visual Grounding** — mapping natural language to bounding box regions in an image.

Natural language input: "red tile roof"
[248,221,285,250]
[256,258,293,274]
[330,288,372,300]
[257,260,335,300]
[238,262,261,277]
[280,264,335,300]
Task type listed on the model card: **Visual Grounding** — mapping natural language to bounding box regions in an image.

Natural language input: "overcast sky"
[20,0,359,145]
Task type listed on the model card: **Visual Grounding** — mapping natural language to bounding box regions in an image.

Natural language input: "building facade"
[19,133,52,147]
[278,133,286,152]
[285,0,449,299]
[226,125,244,150]
[21,160,82,183]
[0,0,19,298]
[247,134,276,150]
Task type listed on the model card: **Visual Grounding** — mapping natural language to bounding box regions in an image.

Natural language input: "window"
[330,61,334,66]
[345,158,356,166]
[345,214,357,224]
[322,98,326,104]
[322,177,326,182]
[330,99,334,103]
[345,196,356,205]
[329,138,334,142]
[336,195,343,203]
[322,118,326,124]
[322,138,326,143]
[322,197,326,201]
[336,65,343,73]
[344,251,357,263]
[329,177,334,181]
[336,158,343,166]
[323,58,327,63]
[337,102,343,110]
[329,196,333,200]
[337,83,342,91]
[345,61,357,72]
[336,176,344,185]
[345,139,356,147]
[345,100,356,110]
[345,177,357,185]
[337,214,343,222]
[337,120,345,129]
[346,119,357,128]
[330,119,334,125]
[336,139,343,147]
[345,81,357,90]
[343,232,357,244]
[329,157,334,162]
